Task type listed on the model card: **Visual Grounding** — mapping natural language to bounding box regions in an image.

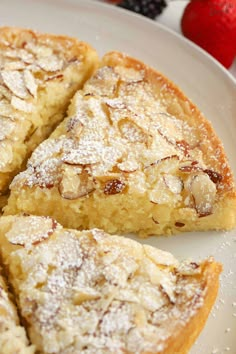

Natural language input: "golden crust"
[0,215,222,354]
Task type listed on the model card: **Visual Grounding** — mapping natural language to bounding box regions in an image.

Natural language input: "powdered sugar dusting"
[2,215,218,353]
[9,63,229,220]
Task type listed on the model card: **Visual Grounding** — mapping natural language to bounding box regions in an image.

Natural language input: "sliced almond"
[24,70,37,97]
[176,140,190,156]
[138,284,167,312]
[204,169,222,184]
[45,74,63,82]
[156,112,183,145]
[59,165,82,200]
[73,288,101,305]
[66,118,83,138]
[0,84,12,101]
[146,155,179,185]
[118,118,148,144]
[114,66,145,83]
[11,96,33,113]
[190,173,217,216]
[84,66,119,96]
[62,143,102,166]
[104,98,126,110]
[104,179,126,195]
[177,261,201,275]
[163,174,183,194]
[37,55,64,72]
[6,215,59,247]
[25,42,53,57]
[117,159,139,173]
[179,161,202,173]
[4,61,26,71]
[0,140,13,172]
[0,99,16,118]
[5,48,34,64]
[149,176,182,206]
[0,118,16,141]
[144,244,178,267]
[59,168,95,199]
[148,178,173,205]
[1,70,29,99]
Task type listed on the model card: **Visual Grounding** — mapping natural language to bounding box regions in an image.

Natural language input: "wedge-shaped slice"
[0,27,98,208]
[0,215,221,354]
[0,268,34,353]
[5,52,236,236]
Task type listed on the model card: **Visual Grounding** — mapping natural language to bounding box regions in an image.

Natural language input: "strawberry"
[181,0,236,68]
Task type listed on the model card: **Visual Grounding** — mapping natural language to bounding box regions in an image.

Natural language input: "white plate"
[1,0,236,352]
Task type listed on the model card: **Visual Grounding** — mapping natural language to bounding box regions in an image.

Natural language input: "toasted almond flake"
[37,55,63,72]
[24,70,37,97]
[0,100,15,118]
[190,173,216,216]
[104,179,126,195]
[62,143,102,165]
[144,245,178,266]
[0,118,15,141]
[25,43,53,57]
[177,261,201,275]
[4,48,34,63]
[4,61,26,71]
[1,70,29,99]
[114,66,145,83]
[119,118,148,144]
[163,174,183,194]
[11,96,33,113]
[117,159,139,173]
[6,215,59,247]
[0,140,13,172]
[0,84,12,100]
[104,98,126,110]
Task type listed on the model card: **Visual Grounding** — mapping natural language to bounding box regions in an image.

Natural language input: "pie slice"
[0,215,221,354]
[0,268,34,353]
[4,51,236,236]
[0,27,98,209]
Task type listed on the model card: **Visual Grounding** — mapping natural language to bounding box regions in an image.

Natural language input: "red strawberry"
[181,0,236,68]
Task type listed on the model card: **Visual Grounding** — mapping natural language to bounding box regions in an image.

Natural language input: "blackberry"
[118,0,167,19]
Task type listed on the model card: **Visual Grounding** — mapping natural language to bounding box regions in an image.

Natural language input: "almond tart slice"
[4,51,236,236]
[0,215,221,354]
[0,267,35,353]
[0,27,98,209]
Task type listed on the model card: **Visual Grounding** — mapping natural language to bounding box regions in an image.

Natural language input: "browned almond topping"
[175,222,185,227]
[6,215,59,247]
[204,169,222,184]
[118,118,148,144]
[152,217,159,224]
[190,174,216,216]
[1,70,29,99]
[104,179,125,195]
[66,118,83,137]
[163,175,183,194]
[59,168,95,199]
[24,69,37,97]
[176,140,190,156]
[45,74,63,82]
[179,165,203,173]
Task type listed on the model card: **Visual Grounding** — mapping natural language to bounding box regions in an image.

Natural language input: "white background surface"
[0,1,235,353]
